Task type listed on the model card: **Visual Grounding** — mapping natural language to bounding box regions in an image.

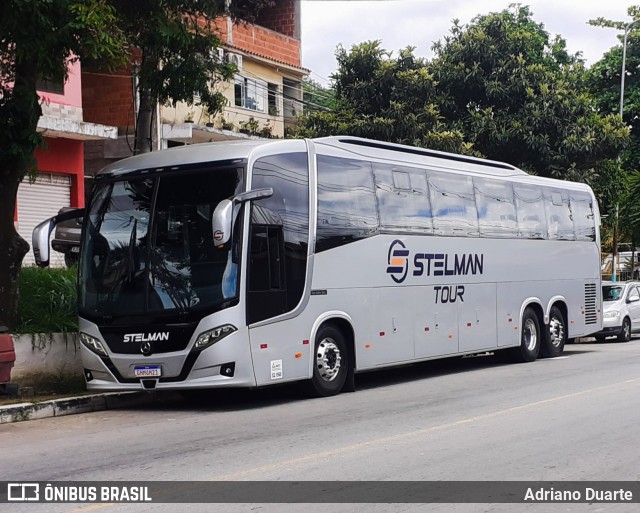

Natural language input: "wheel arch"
[309,311,356,377]
[520,298,544,327]
[546,296,568,326]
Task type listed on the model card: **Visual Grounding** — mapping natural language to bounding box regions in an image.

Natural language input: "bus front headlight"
[80,332,108,357]
[194,324,237,351]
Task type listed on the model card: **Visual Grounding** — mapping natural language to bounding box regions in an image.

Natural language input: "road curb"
[0,391,164,424]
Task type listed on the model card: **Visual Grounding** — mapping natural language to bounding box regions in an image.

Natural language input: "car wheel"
[618,317,631,342]
[508,307,541,362]
[307,324,349,397]
[542,306,566,357]
[64,252,79,268]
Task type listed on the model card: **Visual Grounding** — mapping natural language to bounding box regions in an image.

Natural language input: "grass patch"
[16,267,78,335]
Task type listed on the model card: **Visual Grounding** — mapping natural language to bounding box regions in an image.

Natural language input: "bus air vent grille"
[584,283,597,324]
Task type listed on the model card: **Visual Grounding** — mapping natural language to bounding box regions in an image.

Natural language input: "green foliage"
[294,5,627,172]
[303,78,336,111]
[15,267,78,335]
[106,0,273,153]
[587,6,640,240]
[0,0,127,330]
[292,41,471,154]
[430,4,627,179]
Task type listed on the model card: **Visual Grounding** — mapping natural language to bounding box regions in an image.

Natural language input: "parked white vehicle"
[595,281,640,342]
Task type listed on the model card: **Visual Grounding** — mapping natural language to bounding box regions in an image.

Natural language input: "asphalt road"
[1,338,639,513]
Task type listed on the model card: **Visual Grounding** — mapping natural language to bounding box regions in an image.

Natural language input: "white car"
[594,281,640,342]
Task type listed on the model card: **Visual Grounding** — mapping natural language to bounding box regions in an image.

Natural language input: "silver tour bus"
[33,137,602,396]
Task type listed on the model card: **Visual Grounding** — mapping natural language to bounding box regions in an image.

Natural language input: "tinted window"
[544,189,575,240]
[316,155,379,251]
[251,153,309,315]
[514,184,546,239]
[474,178,517,238]
[603,285,625,301]
[428,170,478,236]
[571,191,596,242]
[374,164,432,234]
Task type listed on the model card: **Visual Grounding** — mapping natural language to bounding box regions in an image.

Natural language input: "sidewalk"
[0,391,171,424]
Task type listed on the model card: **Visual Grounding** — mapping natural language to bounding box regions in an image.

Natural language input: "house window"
[234,76,266,112]
[37,76,64,95]
[268,83,279,116]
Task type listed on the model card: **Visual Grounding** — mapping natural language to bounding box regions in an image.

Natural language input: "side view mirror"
[33,208,85,267]
[212,200,233,247]
[627,294,640,303]
[211,188,273,248]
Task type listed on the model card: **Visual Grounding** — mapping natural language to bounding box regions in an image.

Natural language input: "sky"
[301,0,632,84]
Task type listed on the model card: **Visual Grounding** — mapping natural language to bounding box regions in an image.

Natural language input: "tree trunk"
[0,60,41,330]
[134,88,154,155]
[0,174,30,330]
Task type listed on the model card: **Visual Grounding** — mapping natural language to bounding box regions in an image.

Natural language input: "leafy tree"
[588,6,640,249]
[0,0,270,330]
[292,41,471,154]
[302,77,336,111]
[429,4,627,180]
[0,0,126,330]
[108,0,273,154]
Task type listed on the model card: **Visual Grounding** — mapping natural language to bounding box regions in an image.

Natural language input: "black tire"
[508,307,541,362]
[64,251,79,268]
[541,306,566,358]
[308,324,349,397]
[618,317,631,342]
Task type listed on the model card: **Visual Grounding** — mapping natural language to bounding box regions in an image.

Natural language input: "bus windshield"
[78,164,244,319]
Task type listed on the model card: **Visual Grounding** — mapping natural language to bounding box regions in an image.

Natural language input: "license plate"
[70,246,80,253]
[134,365,161,377]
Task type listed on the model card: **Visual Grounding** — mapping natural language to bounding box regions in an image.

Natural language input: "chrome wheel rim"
[523,318,538,352]
[549,316,564,348]
[623,320,631,339]
[316,338,342,382]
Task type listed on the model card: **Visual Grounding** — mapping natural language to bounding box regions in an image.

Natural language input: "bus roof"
[95,136,593,195]
[313,136,526,177]
[96,139,276,177]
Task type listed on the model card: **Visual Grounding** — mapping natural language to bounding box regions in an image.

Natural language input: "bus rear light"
[260,344,267,349]
[295,353,302,358]
[194,324,237,351]
[80,332,108,357]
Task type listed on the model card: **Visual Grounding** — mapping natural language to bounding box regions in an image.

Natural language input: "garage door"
[17,173,71,267]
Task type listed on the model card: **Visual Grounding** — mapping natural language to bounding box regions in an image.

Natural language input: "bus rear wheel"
[542,305,566,358]
[509,307,541,363]
[308,324,348,397]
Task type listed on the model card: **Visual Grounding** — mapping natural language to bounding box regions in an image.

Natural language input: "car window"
[628,286,640,302]
[603,285,625,301]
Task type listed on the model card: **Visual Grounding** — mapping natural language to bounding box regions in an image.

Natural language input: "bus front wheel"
[308,324,349,397]
[510,307,541,363]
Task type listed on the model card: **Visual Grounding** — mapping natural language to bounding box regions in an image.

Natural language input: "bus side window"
[251,152,309,320]
[428,170,478,237]
[373,163,432,235]
[316,155,379,251]
[474,177,517,238]
[514,184,547,239]
[570,191,596,242]
[544,188,575,240]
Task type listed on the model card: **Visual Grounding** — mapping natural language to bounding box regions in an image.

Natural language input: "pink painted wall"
[37,59,83,108]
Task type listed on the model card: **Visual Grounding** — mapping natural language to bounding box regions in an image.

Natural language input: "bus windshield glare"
[78,164,244,318]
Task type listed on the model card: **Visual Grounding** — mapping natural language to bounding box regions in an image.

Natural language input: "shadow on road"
[122,337,636,413]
